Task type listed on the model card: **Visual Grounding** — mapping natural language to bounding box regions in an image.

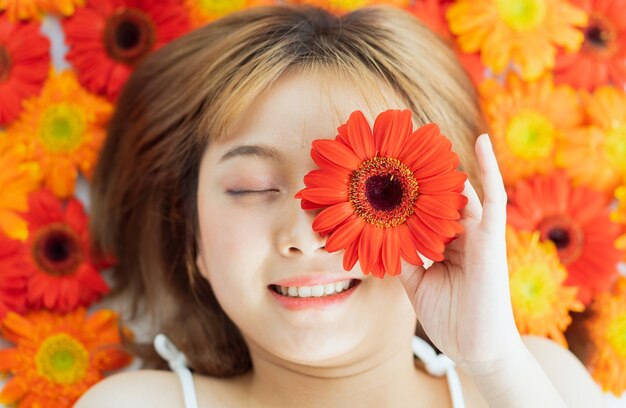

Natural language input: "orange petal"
[382,228,401,276]
[358,224,384,275]
[312,202,355,233]
[415,195,461,220]
[312,139,361,170]
[397,123,439,165]
[342,240,360,271]
[325,215,365,252]
[303,169,350,190]
[416,211,457,238]
[346,110,375,159]
[417,171,467,194]
[406,216,445,261]
[0,377,27,404]
[381,109,413,158]
[299,188,348,206]
[397,223,423,266]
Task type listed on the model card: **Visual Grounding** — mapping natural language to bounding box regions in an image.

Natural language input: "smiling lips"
[268,277,362,310]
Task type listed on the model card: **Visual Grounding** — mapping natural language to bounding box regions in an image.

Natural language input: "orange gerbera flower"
[38,0,84,16]
[480,74,583,185]
[506,227,584,347]
[0,308,133,407]
[0,234,29,319]
[185,0,275,27]
[556,85,626,195]
[295,109,467,278]
[446,0,588,80]
[507,171,623,305]
[0,132,41,241]
[18,190,110,312]
[0,0,43,21]
[585,277,626,395]
[555,0,626,90]
[7,70,112,198]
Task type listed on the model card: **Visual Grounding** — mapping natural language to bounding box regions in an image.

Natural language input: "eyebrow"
[218,144,283,163]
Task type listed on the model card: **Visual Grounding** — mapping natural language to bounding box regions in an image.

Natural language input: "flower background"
[0,0,625,406]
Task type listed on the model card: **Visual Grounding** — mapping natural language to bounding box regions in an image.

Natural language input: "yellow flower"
[0,132,41,241]
[0,0,83,21]
[480,74,583,185]
[556,86,626,195]
[611,185,626,258]
[0,308,133,407]
[446,0,588,80]
[285,0,409,14]
[7,70,112,198]
[38,0,84,16]
[506,227,584,347]
[585,277,626,396]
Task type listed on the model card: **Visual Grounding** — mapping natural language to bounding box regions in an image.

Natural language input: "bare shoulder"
[74,370,185,408]
[521,335,608,408]
[74,369,247,408]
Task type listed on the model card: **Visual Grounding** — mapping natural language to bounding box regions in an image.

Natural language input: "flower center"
[604,125,626,173]
[0,45,12,83]
[198,0,247,15]
[32,223,83,276]
[496,0,547,31]
[582,14,617,56]
[36,333,89,385]
[104,7,157,65]
[510,264,554,316]
[607,314,626,358]
[538,215,584,265]
[505,110,555,160]
[38,104,87,154]
[349,156,418,228]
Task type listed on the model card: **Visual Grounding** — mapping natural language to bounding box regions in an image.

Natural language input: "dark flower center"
[365,174,404,211]
[538,216,584,265]
[583,15,616,55]
[32,224,83,276]
[0,45,12,83]
[349,156,419,228]
[104,8,157,65]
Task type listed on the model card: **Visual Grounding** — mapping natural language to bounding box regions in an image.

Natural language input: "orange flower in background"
[556,85,626,195]
[446,0,587,80]
[185,0,275,27]
[0,308,133,407]
[480,74,583,185]
[0,15,50,126]
[0,132,41,241]
[407,0,484,85]
[507,172,623,305]
[0,234,29,319]
[612,185,626,258]
[17,190,110,312]
[7,70,112,198]
[585,278,626,396]
[63,0,191,101]
[295,109,467,278]
[554,0,626,90]
[0,0,84,20]
[506,227,584,347]
[286,0,409,14]
[38,0,85,16]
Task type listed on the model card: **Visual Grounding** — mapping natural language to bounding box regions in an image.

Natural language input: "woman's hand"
[399,133,523,377]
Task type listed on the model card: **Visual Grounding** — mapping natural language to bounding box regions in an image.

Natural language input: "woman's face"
[195,70,421,367]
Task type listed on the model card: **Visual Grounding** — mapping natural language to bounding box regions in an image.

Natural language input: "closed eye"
[226,189,280,196]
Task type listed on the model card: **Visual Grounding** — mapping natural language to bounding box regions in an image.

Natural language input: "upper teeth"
[274,280,353,298]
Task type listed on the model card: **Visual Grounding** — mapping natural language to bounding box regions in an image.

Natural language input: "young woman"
[76,4,604,407]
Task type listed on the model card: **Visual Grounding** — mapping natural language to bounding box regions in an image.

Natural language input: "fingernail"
[480,133,492,150]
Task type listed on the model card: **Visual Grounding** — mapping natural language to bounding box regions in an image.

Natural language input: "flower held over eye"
[295,109,468,278]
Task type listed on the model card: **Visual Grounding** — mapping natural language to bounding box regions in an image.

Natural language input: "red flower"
[0,234,29,319]
[507,171,623,304]
[16,190,110,312]
[0,15,50,125]
[555,0,626,90]
[295,109,467,278]
[62,0,191,101]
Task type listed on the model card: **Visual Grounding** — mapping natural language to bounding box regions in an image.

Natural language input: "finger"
[475,134,507,234]
[399,261,426,301]
[461,178,482,222]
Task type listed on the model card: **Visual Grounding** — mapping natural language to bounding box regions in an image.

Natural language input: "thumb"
[399,262,426,303]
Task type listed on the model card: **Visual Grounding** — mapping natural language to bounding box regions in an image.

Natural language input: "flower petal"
[397,223,423,266]
[417,171,467,194]
[325,215,365,253]
[346,110,376,159]
[382,228,401,276]
[312,139,361,171]
[358,223,384,275]
[312,202,355,233]
[406,215,445,261]
[298,187,348,206]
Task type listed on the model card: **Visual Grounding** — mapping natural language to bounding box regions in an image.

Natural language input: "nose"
[276,200,327,257]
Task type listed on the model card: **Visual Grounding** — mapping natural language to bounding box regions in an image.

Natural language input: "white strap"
[154,334,199,408]
[412,336,465,408]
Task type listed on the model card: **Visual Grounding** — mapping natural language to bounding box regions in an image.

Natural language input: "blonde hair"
[91,4,486,376]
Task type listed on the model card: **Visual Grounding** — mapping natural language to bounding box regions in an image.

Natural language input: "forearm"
[464,340,567,407]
